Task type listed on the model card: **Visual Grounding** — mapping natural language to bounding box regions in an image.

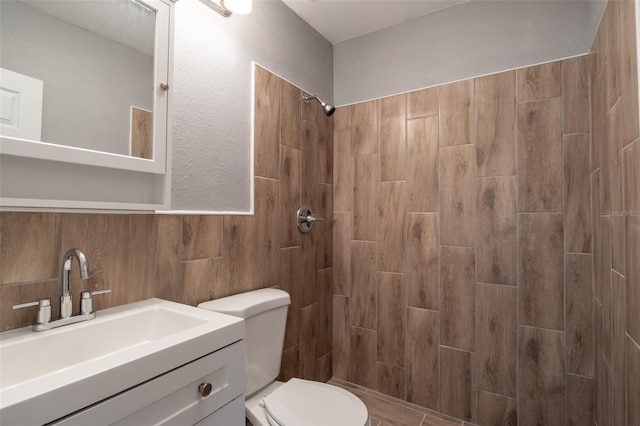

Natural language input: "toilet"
[198,289,370,426]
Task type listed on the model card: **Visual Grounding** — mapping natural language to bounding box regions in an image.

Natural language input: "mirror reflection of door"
[0,0,156,158]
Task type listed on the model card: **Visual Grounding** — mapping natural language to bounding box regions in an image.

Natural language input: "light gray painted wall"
[0,0,153,155]
[171,0,333,212]
[334,0,605,106]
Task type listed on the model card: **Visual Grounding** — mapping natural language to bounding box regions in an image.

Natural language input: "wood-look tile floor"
[328,378,477,426]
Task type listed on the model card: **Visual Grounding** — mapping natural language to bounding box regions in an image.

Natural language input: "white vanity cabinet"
[52,341,245,426]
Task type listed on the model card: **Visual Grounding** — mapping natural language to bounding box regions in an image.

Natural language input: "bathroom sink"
[0,298,244,425]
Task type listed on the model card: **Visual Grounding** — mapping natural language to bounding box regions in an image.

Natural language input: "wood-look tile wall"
[589,2,640,425]
[0,65,334,384]
[333,56,595,424]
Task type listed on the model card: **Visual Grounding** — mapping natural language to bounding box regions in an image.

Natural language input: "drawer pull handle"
[199,382,213,398]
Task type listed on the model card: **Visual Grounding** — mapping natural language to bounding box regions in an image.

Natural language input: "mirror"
[0,0,157,159]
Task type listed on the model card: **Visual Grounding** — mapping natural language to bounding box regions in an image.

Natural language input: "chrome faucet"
[13,248,110,331]
[61,248,90,319]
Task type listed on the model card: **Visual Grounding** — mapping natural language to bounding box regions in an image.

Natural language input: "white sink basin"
[0,298,244,425]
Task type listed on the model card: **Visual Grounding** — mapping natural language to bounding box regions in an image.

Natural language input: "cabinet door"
[53,341,244,425]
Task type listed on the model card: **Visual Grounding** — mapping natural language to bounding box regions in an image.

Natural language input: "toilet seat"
[262,378,369,426]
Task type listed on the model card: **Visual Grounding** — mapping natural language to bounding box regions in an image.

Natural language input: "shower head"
[303,94,336,117]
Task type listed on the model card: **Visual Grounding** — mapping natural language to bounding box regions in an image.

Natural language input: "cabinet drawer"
[195,395,244,426]
[53,341,244,426]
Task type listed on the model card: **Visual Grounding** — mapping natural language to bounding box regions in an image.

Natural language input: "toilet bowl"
[198,289,369,426]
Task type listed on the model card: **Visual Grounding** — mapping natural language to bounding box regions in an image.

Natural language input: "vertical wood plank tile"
[624,141,640,342]
[440,346,475,421]
[440,145,476,247]
[317,352,332,383]
[315,184,333,270]
[564,133,592,253]
[281,79,301,149]
[626,336,640,426]
[611,272,626,426]
[476,283,517,397]
[377,272,405,366]
[254,177,279,289]
[0,212,60,284]
[591,169,602,301]
[596,352,613,426]
[221,216,254,297]
[377,181,406,273]
[407,116,439,212]
[301,119,320,204]
[280,146,301,248]
[278,345,300,382]
[182,215,222,260]
[300,303,317,380]
[376,362,405,400]
[349,326,377,388]
[592,71,606,172]
[407,214,439,310]
[350,241,377,330]
[334,106,350,131]
[566,374,595,426]
[477,391,518,426]
[319,113,334,186]
[439,80,475,146]
[334,128,353,212]
[130,215,181,303]
[352,101,377,155]
[601,217,613,363]
[562,56,590,134]
[565,253,594,376]
[476,176,517,286]
[518,326,565,426]
[602,101,623,215]
[316,268,333,357]
[378,94,407,182]
[333,212,351,296]
[440,246,475,351]
[353,154,377,241]
[406,307,439,410]
[333,295,349,380]
[518,214,564,330]
[254,66,281,179]
[281,247,301,350]
[407,87,438,119]
[517,98,563,212]
[476,71,516,176]
[300,232,318,308]
[516,62,562,102]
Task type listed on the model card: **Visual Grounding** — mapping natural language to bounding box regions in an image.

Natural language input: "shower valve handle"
[297,205,323,233]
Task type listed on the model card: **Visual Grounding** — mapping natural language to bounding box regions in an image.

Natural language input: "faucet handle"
[12,298,52,326]
[80,289,111,315]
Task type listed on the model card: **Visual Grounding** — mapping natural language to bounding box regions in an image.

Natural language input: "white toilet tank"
[198,289,290,397]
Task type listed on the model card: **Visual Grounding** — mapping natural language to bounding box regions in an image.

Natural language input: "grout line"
[518,324,566,333]
[565,371,596,380]
[476,388,518,401]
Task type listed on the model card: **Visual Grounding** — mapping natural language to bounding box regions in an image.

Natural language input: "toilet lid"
[262,379,369,426]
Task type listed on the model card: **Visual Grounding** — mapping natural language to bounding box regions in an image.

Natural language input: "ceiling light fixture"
[200,0,252,17]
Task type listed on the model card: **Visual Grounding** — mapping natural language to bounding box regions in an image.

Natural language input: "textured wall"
[589,1,640,424]
[333,0,603,106]
[0,66,334,383]
[171,0,333,212]
[332,57,594,424]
